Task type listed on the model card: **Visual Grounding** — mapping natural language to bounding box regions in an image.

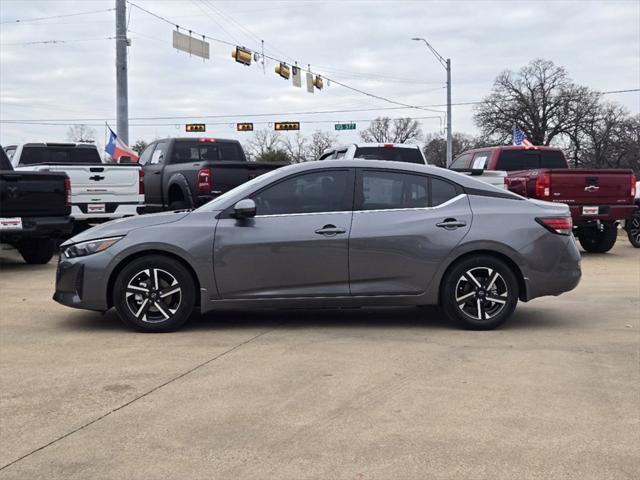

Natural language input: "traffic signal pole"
[115,0,129,144]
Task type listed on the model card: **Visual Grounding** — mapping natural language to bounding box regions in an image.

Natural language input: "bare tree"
[66,124,96,143]
[244,128,283,160]
[306,130,338,160]
[282,132,309,163]
[131,139,149,156]
[473,58,600,145]
[359,117,423,143]
[423,132,489,167]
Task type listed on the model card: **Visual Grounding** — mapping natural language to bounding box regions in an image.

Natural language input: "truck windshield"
[496,150,567,171]
[19,146,101,165]
[354,147,424,164]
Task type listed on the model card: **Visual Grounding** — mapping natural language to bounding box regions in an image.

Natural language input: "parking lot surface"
[0,240,638,479]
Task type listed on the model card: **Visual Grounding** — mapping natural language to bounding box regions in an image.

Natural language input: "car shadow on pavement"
[58,305,567,333]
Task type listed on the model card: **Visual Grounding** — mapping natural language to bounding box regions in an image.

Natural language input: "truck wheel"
[18,238,56,264]
[626,212,640,248]
[441,255,519,330]
[112,255,196,332]
[577,222,618,253]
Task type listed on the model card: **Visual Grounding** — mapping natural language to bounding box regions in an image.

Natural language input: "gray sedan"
[54,160,581,332]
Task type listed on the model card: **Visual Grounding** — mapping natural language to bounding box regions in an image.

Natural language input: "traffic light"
[231,46,252,66]
[274,122,300,131]
[185,123,206,132]
[275,62,290,80]
[313,75,324,90]
[237,123,254,132]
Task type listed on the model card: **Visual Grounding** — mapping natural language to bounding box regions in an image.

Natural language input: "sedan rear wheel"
[113,255,195,332]
[442,256,518,330]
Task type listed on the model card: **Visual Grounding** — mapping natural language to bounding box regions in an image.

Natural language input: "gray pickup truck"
[139,137,287,211]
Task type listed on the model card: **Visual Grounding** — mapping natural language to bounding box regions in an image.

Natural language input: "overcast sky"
[1,0,639,151]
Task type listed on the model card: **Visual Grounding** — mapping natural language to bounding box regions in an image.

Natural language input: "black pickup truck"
[0,146,72,264]
[139,137,287,211]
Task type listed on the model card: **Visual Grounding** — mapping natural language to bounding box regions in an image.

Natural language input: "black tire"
[169,200,190,211]
[577,222,618,253]
[626,212,640,248]
[113,255,196,332]
[441,255,519,330]
[17,238,56,264]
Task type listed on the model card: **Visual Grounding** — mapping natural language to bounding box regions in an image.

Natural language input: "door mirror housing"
[232,198,256,218]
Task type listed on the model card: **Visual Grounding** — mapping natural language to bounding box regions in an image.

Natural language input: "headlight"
[63,236,123,259]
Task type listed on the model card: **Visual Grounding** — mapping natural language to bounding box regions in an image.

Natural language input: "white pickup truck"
[7,143,144,228]
[319,143,507,189]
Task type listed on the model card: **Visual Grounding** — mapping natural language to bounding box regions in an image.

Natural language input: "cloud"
[0,0,638,148]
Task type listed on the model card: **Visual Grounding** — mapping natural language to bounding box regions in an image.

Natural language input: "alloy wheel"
[454,267,509,321]
[630,216,640,244]
[125,268,182,323]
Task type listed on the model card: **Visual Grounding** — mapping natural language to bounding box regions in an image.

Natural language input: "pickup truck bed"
[0,147,72,264]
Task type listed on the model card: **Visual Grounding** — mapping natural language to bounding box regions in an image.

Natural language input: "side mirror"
[232,198,256,219]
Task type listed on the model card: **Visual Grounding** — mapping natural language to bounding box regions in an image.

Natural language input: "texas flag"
[105,125,139,162]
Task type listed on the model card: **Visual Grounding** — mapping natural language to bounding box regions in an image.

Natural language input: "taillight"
[383,143,394,148]
[198,138,216,143]
[138,169,145,195]
[631,175,636,198]
[536,216,573,235]
[535,172,551,197]
[64,177,72,206]
[197,168,212,192]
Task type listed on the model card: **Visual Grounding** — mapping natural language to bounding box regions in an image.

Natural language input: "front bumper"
[53,252,112,311]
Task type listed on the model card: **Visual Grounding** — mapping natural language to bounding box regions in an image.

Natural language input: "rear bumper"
[71,202,144,221]
[523,235,582,301]
[570,204,638,225]
[0,215,73,242]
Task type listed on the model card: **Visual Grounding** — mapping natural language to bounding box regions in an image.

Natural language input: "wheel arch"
[438,249,528,304]
[167,173,194,207]
[106,249,202,309]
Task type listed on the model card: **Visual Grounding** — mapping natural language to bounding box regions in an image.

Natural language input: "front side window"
[138,144,156,165]
[150,142,168,165]
[360,171,429,210]
[252,169,353,216]
[471,152,490,170]
[450,153,472,170]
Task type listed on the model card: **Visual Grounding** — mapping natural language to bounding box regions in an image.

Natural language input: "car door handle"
[436,218,467,229]
[315,224,346,236]
[153,171,161,175]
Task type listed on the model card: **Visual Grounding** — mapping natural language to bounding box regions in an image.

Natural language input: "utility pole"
[446,58,452,167]
[115,0,129,144]
[411,38,452,166]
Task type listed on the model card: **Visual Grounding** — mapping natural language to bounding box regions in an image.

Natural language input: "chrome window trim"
[253,194,467,218]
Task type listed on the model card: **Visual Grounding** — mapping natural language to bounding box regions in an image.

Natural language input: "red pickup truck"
[450,146,637,253]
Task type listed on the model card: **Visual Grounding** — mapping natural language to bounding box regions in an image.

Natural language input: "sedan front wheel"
[113,255,196,332]
[441,255,519,330]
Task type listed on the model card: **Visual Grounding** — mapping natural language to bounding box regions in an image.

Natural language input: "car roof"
[18,142,98,149]
[153,137,240,143]
[457,145,563,157]
[278,159,517,194]
[329,143,421,151]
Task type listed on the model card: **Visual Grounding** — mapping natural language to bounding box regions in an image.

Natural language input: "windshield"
[195,166,286,212]
[354,146,424,164]
[18,146,102,165]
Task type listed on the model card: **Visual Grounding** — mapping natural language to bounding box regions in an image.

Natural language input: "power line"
[0,37,115,46]
[125,1,442,113]
[0,8,114,25]
[1,88,636,124]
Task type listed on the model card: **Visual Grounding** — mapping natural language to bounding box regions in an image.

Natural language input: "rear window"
[354,147,424,164]
[496,150,566,171]
[172,141,244,163]
[18,146,101,165]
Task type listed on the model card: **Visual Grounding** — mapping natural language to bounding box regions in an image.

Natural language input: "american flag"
[513,125,534,147]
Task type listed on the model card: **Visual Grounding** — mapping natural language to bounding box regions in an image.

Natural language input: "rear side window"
[450,153,472,170]
[18,146,101,165]
[431,178,459,206]
[360,171,429,210]
[354,147,424,164]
